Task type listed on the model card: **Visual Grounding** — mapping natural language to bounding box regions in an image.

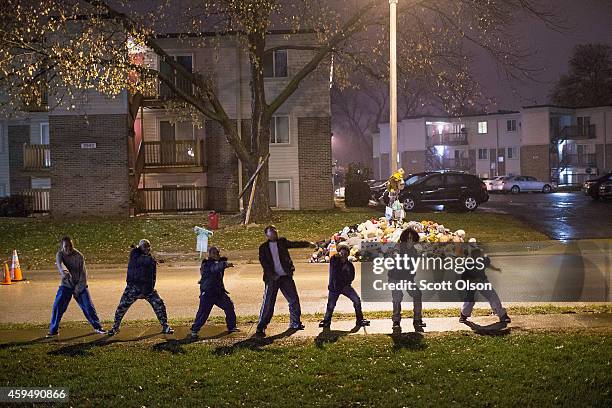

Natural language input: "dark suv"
[398,171,488,211]
[583,173,612,199]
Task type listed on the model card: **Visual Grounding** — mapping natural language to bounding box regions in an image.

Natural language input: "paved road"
[2,243,610,324]
[480,192,612,240]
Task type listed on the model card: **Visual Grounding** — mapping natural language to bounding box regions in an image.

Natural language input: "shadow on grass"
[213,328,298,355]
[0,332,99,350]
[388,328,427,351]
[464,321,511,336]
[153,331,233,354]
[314,326,360,349]
[48,333,161,357]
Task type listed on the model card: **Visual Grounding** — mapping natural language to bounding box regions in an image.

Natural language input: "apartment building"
[375,105,612,185]
[0,31,333,217]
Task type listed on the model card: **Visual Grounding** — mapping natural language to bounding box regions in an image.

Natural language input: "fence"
[23,144,51,170]
[135,186,207,214]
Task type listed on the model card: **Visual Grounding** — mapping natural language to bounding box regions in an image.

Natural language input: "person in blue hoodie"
[107,239,173,336]
[319,244,370,329]
[190,246,238,338]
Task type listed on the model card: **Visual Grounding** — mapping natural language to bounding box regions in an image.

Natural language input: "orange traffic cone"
[11,250,24,281]
[1,262,11,285]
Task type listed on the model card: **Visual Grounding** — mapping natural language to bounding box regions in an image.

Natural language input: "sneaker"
[46,332,58,338]
[107,327,120,337]
[459,314,469,324]
[392,321,401,329]
[357,319,370,327]
[255,330,266,338]
[499,314,511,324]
[162,325,175,334]
[289,323,305,330]
[228,327,241,333]
[413,319,426,328]
[319,320,331,328]
[94,328,107,335]
[190,331,199,339]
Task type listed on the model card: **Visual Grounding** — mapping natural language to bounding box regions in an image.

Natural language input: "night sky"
[475,0,612,109]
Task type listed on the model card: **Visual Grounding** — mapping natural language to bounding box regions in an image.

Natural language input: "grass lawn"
[0,207,548,268]
[0,329,609,407]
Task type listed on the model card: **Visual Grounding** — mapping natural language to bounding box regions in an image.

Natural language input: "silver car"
[492,176,556,194]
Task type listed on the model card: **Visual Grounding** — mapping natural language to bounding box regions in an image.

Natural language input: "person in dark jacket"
[107,239,173,336]
[319,244,370,328]
[459,246,511,324]
[48,236,105,337]
[256,225,316,337]
[190,246,238,338]
[388,228,426,332]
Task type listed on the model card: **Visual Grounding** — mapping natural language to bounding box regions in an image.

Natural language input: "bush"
[344,162,372,207]
[0,195,32,217]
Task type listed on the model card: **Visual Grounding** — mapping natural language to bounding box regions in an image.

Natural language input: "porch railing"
[428,132,468,146]
[559,125,596,140]
[143,140,204,168]
[560,153,597,167]
[23,144,51,170]
[22,189,50,213]
[135,186,208,214]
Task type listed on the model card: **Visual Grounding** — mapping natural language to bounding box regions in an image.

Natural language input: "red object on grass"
[208,211,219,230]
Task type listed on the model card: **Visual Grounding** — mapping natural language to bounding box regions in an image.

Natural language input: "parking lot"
[480,192,612,240]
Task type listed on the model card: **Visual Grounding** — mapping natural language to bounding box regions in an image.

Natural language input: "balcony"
[23,144,51,170]
[140,76,193,102]
[428,132,468,146]
[558,125,596,141]
[22,189,50,213]
[141,140,205,172]
[560,153,597,167]
[135,186,208,214]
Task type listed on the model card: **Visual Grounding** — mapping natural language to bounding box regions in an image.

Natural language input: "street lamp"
[389,0,398,174]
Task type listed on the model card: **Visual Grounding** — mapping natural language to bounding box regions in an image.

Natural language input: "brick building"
[0,31,334,217]
[375,105,612,185]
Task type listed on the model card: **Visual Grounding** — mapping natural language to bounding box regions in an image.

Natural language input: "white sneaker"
[94,328,107,335]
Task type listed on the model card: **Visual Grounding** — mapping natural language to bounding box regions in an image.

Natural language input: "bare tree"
[551,43,612,107]
[0,0,559,221]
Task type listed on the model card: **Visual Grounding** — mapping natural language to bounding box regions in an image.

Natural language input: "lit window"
[478,121,488,134]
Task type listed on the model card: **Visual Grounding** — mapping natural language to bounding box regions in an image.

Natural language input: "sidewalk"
[2,313,610,346]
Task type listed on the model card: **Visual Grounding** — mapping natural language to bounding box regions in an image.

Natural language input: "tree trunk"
[246,32,272,223]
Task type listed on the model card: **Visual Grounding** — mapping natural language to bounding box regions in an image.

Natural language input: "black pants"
[322,285,363,323]
[257,276,301,331]
[191,291,237,333]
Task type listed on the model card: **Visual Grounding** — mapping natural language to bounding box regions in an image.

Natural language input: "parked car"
[598,179,612,200]
[491,175,556,194]
[582,173,612,199]
[482,176,504,192]
[398,171,488,211]
[370,173,432,205]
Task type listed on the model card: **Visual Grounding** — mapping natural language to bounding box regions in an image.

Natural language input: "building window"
[268,180,292,208]
[31,177,51,189]
[270,116,290,144]
[264,50,288,78]
[478,148,488,160]
[507,147,518,159]
[39,123,49,144]
[577,116,591,127]
[0,184,5,197]
[506,119,517,132]
[477,121,488,134]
